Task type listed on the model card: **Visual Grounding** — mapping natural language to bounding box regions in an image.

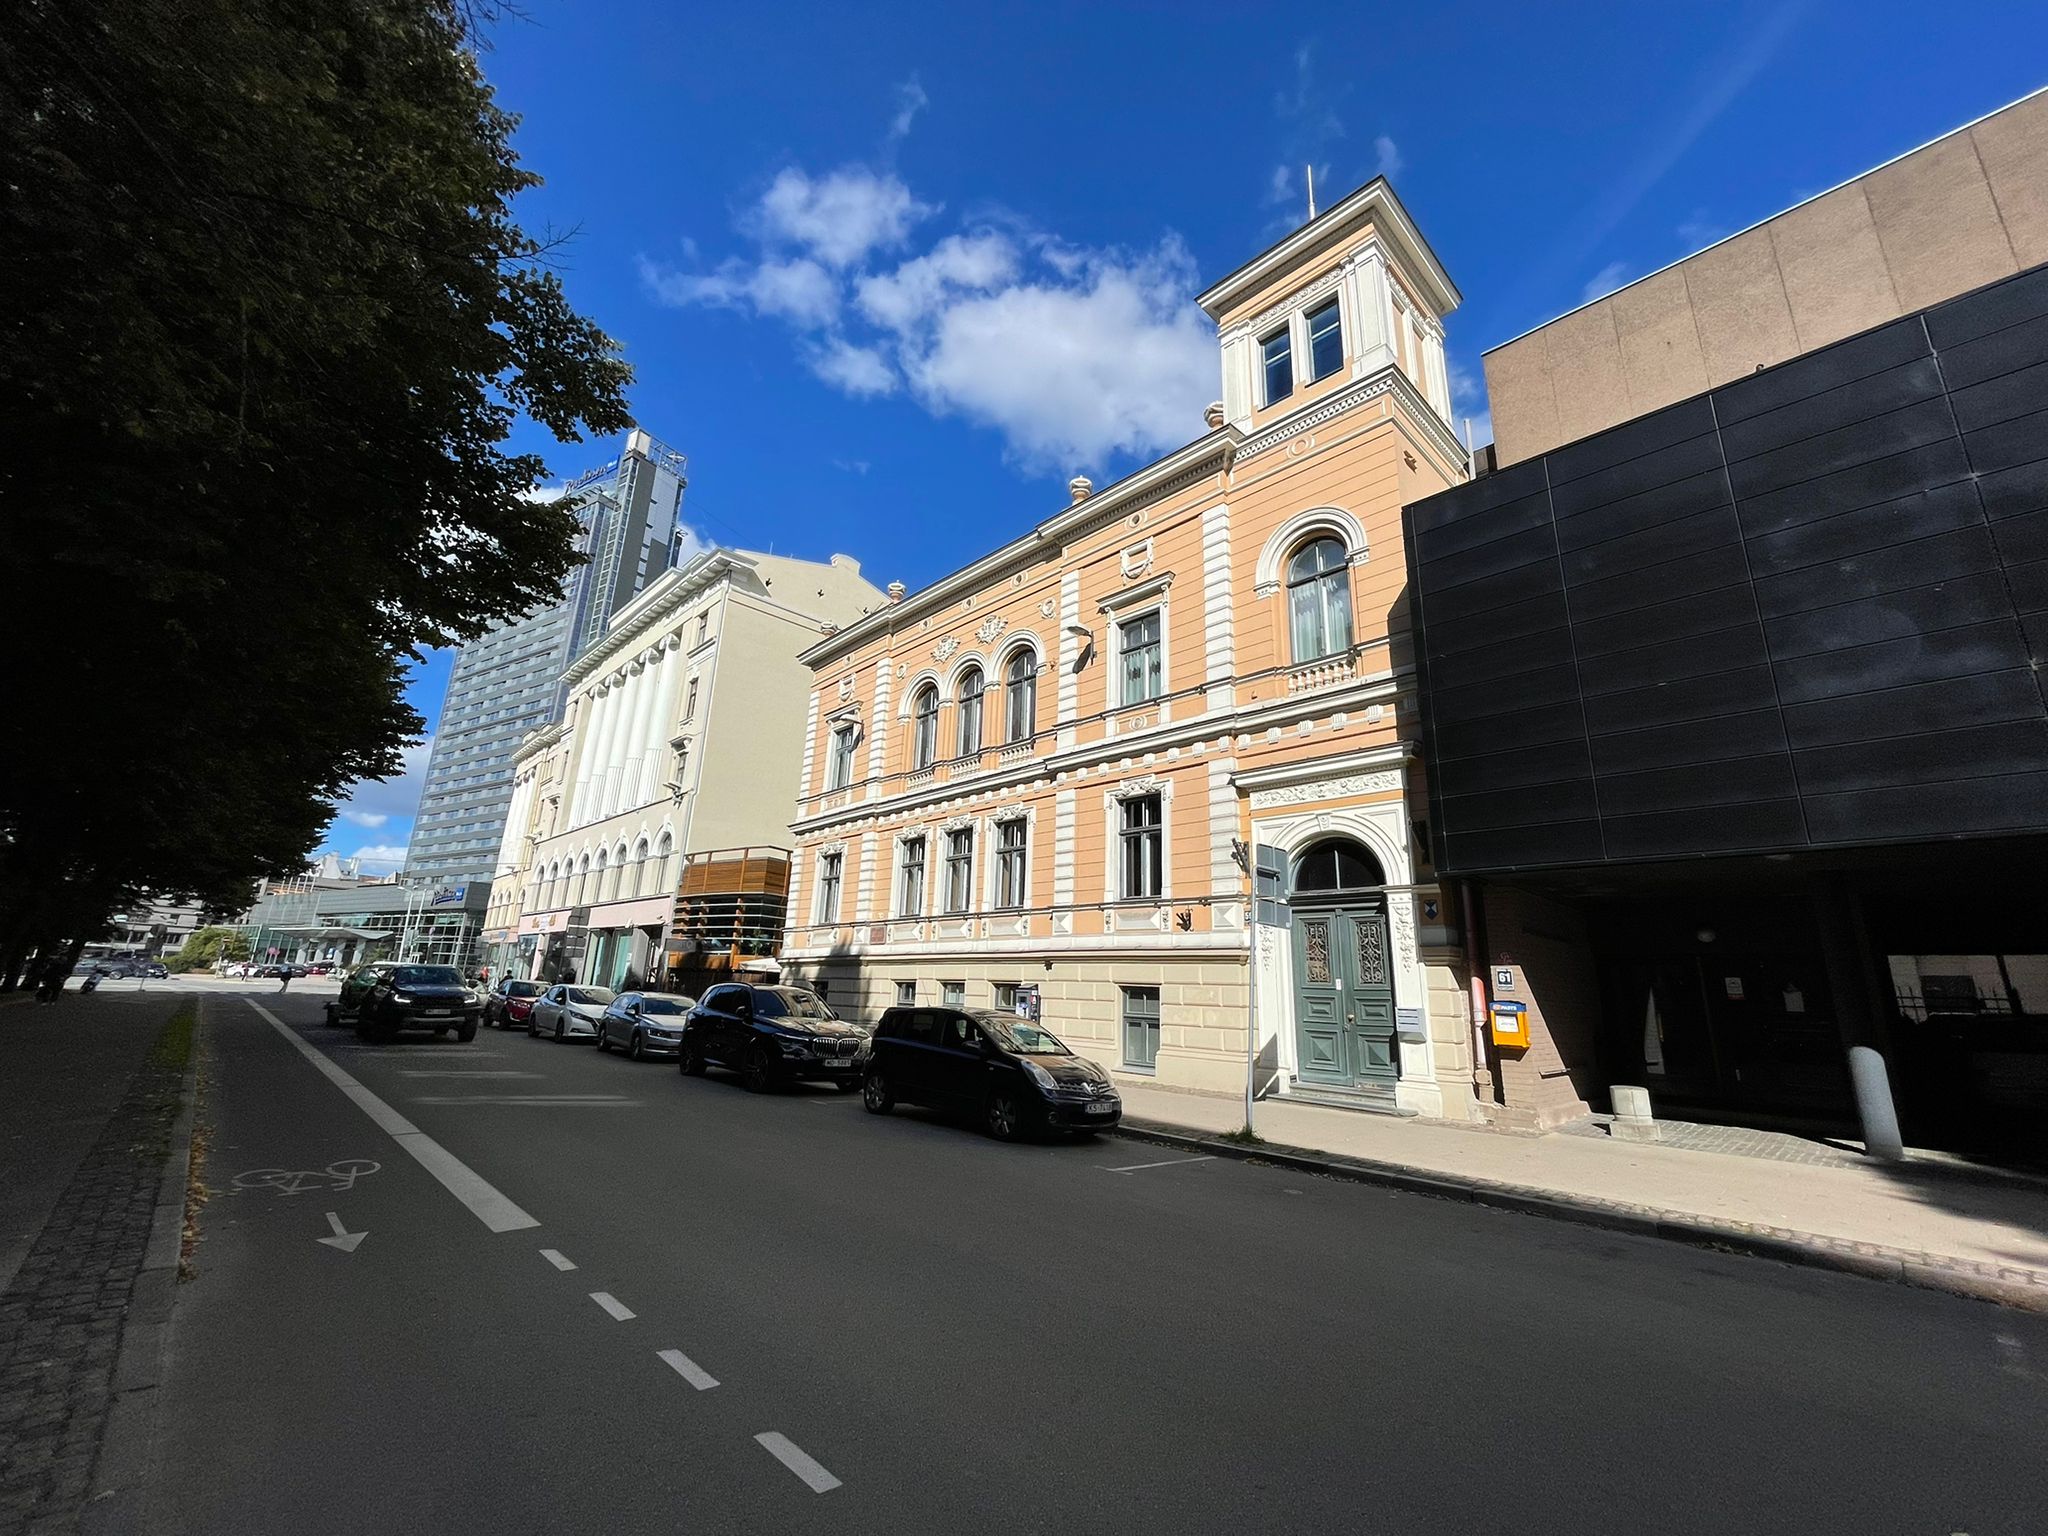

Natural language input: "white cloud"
[341,810,389,829]
[855,231,1019,332]
[640,254,839,328]
[887,75,928,143]
[1447,359,1493,449]
[1373,135,1402,177]
[520,484,567,504]
[348,845,409,875]
[808,338,897,398]
[752,166,935,268]
[898,237,1215,470]
[1582,261,1633,303]
[327,735,433,839]
[1678,210,1733,249]
[672,522,711,565]
[832,458,871,476]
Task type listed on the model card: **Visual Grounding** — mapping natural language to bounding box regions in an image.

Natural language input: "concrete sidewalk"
[1114,1081,2048,1309]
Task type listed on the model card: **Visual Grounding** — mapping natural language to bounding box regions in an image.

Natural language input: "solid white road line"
[540,1249,577,1271]
[755,1432,841,1493]
[657,1348,719,1390]
[407,1096,638,1106]
[249,1001,540,1233]
[590,1291,635,1321]
[397,1070,543,1078]
[1102,1154,1217,1174]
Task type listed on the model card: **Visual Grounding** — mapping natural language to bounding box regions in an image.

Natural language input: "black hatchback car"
[679,984,867,1092]
[334,962,481,1042]
[861,1008,1121,1140]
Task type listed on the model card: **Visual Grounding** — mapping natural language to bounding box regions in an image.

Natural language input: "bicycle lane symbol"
[231,1159,382,1197]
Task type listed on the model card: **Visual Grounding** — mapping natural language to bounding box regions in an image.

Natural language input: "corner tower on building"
[784,178,1484,1118]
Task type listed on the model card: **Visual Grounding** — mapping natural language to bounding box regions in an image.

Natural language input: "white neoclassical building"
[482,546,884,987]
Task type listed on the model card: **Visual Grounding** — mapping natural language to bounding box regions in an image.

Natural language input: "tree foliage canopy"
[0,0,632,971]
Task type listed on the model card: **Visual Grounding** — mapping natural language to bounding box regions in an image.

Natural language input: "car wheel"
[862,1068,893,1115]
[595,1028,610,1053]
[554,1017,565,1042]
[679,1037,706,1076]
[526,1016,538,1037]
[456,1020,477,1043]
[743,1044,776,1094]
[323,1003,341,1028]
[628,1030,646,1062]
[985,1089,1024,1142]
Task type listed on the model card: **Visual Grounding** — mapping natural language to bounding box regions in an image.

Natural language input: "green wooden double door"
[1291,903,1397,1087]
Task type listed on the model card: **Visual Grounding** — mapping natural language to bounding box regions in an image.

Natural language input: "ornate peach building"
[784,181,1483,1118]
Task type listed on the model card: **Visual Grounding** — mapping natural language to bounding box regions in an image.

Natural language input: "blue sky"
[318,0,2048,869]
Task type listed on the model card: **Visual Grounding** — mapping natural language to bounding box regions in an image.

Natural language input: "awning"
[274,925,399,940]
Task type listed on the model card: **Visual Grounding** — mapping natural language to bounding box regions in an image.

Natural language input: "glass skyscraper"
[401,430,688,888]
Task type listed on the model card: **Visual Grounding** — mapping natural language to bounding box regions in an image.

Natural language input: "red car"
[484,978,545,1030]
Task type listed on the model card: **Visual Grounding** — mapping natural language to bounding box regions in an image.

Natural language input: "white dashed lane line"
[755,1432,841,1493]
[590,1291,636,1321]
[540,1249,577,1271]
[657,1349,720,1390]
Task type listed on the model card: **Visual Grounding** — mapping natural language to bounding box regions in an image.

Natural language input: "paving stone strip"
[0,1005,196,1536]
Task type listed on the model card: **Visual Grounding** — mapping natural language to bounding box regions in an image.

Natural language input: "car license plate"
[1086,1102,1116,1116]
[421,1009,448,1017]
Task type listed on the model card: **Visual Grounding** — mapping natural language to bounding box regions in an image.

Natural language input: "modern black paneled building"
[1405,264,2048,1154]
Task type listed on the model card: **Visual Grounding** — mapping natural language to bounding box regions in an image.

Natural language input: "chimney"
[1204,401,1225,430]
[886,581,906,604]
[1068,476,1093,504]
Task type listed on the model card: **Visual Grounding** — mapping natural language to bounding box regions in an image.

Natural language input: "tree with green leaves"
[0,0,634,983]
[166,926,253,973]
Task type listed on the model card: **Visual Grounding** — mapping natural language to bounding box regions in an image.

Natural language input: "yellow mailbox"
[1489,1000,1530,1050]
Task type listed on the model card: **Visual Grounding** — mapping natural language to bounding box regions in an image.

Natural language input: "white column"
[644,645,684,802]
[1199,501,1234,709]
[864,661,892,790]
[798,690,821,798]
[1220,332,1254,426]
[1056,571,1081,749]
[623,655,660,808]
[585,681,623,823]
[570,686,609,825]
[1346,250,1396,376]
[1424,326,1453,422]
[600,670,636,819]
[855,830,876,921]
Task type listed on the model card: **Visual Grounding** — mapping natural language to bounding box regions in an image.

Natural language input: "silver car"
[595,991,696,1059]
[528,984,616,1041]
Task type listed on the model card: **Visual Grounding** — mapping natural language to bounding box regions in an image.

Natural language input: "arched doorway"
[1290,838,1397,1089]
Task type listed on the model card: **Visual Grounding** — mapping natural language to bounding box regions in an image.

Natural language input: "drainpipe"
[1460,880,1503,1106]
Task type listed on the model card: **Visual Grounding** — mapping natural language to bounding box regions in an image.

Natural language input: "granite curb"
[78,1003,203,1536]
[1110,1116,2048,1315]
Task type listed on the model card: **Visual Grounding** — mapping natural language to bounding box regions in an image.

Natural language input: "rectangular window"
[1261,326,1293,405]
[1118,612,1162,706]
[1307,299,1343,381]
[993,982,1021,1011]
[827,726,856,790]
[1119,794,1162,900]
[695,614,709,645]
[814,851,842,924]
[684,679,699,721]
[898,837,927,918]
[995,819,1027,909]
[941,980,965,1008]
[1122,986,1160,1071]
[895,980,917,1007]
[943,827,974,914]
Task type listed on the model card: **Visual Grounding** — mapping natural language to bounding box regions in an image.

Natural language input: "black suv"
[861,1007,1121,1140]
[328,962,481,1042]
[679,984,866,1092]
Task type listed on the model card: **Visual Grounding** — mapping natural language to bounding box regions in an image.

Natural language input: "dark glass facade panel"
[1406,264,2048,876]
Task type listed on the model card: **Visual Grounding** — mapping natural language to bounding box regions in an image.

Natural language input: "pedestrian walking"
[35,957,64,1005]
[278,965,292,994]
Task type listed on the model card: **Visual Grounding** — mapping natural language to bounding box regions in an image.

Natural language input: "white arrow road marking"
[250,1001,540,1233]
[590,1291,635,1321]
[657,1349,719,1390]
[317,1212,367,1253]
[540,1249,577,1271]
[755,1433,841,1493]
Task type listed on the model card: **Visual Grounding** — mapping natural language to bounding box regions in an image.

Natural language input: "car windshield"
[973,1013,1072,1056]
[506,981,543,997]
[637,996,688,1014]
[565,987,614,1005]
[751,987,836,1020]
[393,966,462,988]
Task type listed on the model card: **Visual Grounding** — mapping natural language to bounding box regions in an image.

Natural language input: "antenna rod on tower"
[1306,164,1317,220]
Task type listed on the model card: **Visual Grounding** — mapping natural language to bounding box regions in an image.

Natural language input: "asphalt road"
[143,987,2048,1534]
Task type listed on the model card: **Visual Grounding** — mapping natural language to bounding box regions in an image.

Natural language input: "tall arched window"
[610,842,630,899]
[575,854,592,905]
[912,683,940,769]
[632,837,651,895]
[1004,649,1037,742]
[1287,537,1354,663]
[546,862,561,907]
[652,831,673,894]
[593,848,608,902]
[956,667,984,758]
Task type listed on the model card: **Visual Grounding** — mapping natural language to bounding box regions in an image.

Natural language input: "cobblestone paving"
[1557,1113,1870,1167]
[0,1034,185,1536]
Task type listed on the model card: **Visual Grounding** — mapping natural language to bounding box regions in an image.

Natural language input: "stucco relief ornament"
[1039,598,1056,619]
[1119,539,1154,581]
[932,636,960,662]
[1389,897,1417,968]
[974,615,1008,645]
[836,676,853,702]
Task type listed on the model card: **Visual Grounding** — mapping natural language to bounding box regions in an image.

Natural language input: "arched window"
[575,853,592,905]
[632,837,651,895]
[1286,537,1354,663]
[912,684,940,769]
[1004,649,1037,742]
[544,863,560,907]
[593,848,608,902]
[610,842,630,899]
[956,667,984,758]
[1291,837,1385,897]
[652,831,674,894]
